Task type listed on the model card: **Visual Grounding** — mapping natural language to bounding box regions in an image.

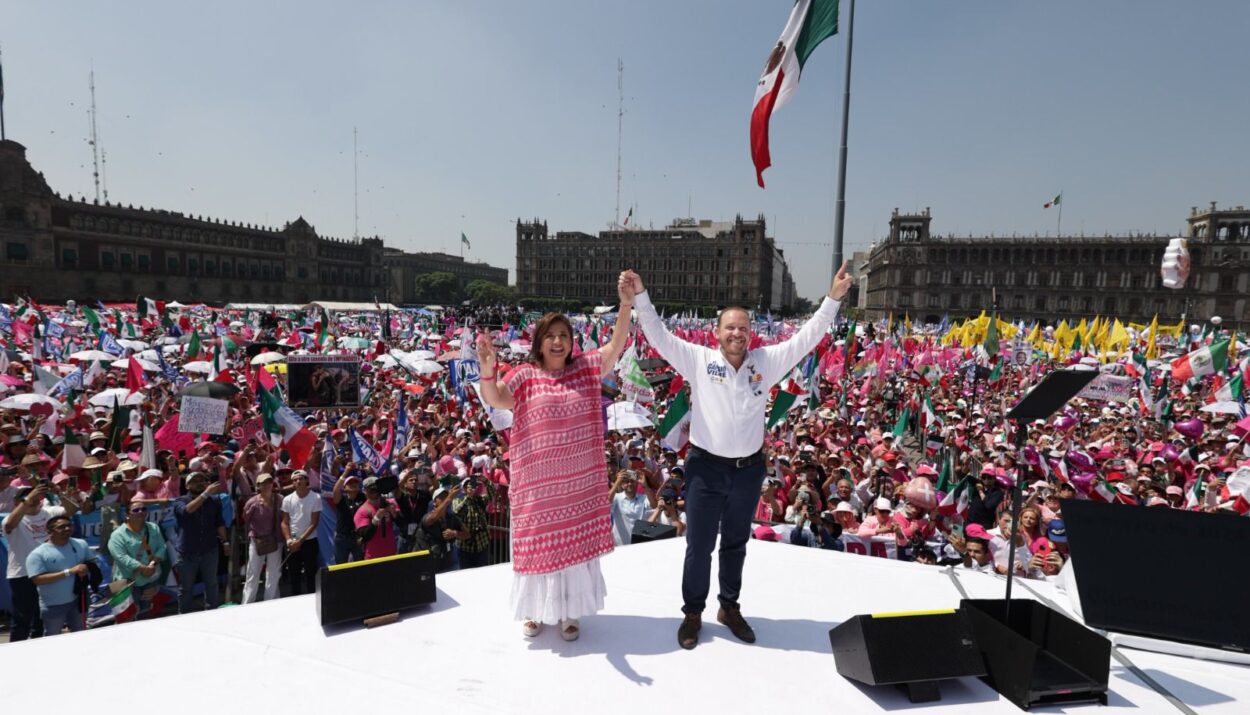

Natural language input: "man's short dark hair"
[966,536,989,550]
[46,514,73,529]
[914,547,937,563]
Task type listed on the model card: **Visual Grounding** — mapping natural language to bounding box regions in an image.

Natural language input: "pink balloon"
[1066,450,1095,471]
[1174,417,1206,441]
[1053,415,1077,432]
[1023,445,1042,467]
[1159,444,1181,463]
[903,476,937,510]
[1070,472,1096,492]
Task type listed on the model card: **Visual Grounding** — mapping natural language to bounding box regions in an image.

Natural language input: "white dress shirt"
[634,290,841,458]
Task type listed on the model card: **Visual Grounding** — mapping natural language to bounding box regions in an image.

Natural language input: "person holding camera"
[172,471,228,613]
[610,469,655,546]
[451,475,493,569]
[475,274,633,642]
[354,476,399,560]
[5,484,78,641]
[422,484,469,573]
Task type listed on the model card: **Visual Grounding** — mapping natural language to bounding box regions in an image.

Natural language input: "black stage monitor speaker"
[316,550,437,626]
[829,609,986,703]
[961,599,1109,710]
[631,521,677,544]
[1062,498,1250,653]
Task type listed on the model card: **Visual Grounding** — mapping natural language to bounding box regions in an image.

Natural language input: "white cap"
[834,501,854,514]
[874,497,893,511]
[140,468,164,480]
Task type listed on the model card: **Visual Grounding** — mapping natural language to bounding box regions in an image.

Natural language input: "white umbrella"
[606,401,654,431]
[166,301,187,308]
[88,388,145,407]
[1201,401,1244,415]
[182,361,214,374]
[137,349,161,362]
[69,349,118,362]
[446,339,461,348]
[250,351,286,366]
[111,357,159,371]
[375,355,400,368]
[117,339,149,350]
[409,359,444,375]
[0,394,64,410]
[408,349,436,361]
[509,341,532,354]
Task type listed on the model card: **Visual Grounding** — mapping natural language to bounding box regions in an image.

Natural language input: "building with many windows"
[384,248,508,304]
[515,215,796,312]
[863,204,1250,328]
[0,139,508,305]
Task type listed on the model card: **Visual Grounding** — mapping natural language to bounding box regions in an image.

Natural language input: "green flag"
[984,314,999,358]
[186,331,201,359]
[892,405,911,438]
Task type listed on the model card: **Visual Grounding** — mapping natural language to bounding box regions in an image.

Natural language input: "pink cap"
[965,523,991,540]
[753,525,778,541]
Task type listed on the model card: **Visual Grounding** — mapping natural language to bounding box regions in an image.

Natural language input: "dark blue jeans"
[7,577,43,641]
[176,549,221,614]
[681,451,767,615]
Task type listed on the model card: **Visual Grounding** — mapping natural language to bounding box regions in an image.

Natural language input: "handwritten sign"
[179,396,229,435]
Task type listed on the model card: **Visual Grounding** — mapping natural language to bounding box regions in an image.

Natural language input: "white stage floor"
[2,539,1246,713]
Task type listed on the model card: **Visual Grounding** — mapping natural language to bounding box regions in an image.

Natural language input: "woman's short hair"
[529,313,576,366]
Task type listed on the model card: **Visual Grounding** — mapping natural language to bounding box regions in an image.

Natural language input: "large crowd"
[2,294,1248,642]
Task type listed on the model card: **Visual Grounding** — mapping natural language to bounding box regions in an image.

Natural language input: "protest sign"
[1077,374,1134,403]
[839,534,898,559]
[231,415,265,444]
[179,396,229,435]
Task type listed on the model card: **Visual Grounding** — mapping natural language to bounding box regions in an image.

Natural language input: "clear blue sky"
[5,1,1248,301]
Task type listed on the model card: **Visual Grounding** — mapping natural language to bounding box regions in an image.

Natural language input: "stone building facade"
[863,204,1250,329]
[0,139,508,306]
[515,215,796,312]
[384,248,508,304]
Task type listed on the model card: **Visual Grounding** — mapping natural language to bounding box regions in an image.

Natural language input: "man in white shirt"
[281,470,323,595]
[622,263,851,650]
[4,484,76,641]
[609,469,655,546]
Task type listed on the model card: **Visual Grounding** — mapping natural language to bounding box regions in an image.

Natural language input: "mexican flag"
[1043,193,1062,209]
[937,477,972,518]
[659,388,692,452]
[921,394,942,431]
[61,426,86,470]
[185,331,201,359]
[106,583,137,623]
[750,0,839,188]
[259,386,316,469]
[1089,477,1117,504]
[767,378,806,429]
[1171,339,1229,382]
[892,404,911,439]
[1185,473,1205,511]
[1215,373,1243,402]
[136,295,165,320]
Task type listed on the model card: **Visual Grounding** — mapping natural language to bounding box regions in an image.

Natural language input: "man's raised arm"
[622,270,703,379]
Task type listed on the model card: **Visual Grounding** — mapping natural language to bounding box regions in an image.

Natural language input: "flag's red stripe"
[750,66,787,188]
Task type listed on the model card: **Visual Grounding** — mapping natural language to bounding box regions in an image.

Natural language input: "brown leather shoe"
[678,613,702,650]
[717,607,756,644]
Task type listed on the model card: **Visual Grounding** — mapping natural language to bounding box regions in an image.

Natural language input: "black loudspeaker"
[316,550,437,626]
[1062,498,1250,652]
[630,521,677,544]
[961,599,1109,710]
[829,609,986,703]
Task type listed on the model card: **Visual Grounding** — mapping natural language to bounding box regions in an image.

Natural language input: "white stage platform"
[2,540,1246,713]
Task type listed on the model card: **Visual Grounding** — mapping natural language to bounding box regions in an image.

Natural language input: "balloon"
[1160,444,1181,463]
[1066,450,1095,472]
[1053,415,1077,432]
[1174,417,1206,440]
[994,468,1016,490]
[1023,445,1042,467]
[1070,472,1096,492]
[903,476,937,510]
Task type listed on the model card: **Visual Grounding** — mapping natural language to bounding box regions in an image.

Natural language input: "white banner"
[839,534,898,559]
[1077,374,1135,403]
[179,396,229,435]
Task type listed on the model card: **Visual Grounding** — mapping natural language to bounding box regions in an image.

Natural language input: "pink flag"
[155,414,197,457]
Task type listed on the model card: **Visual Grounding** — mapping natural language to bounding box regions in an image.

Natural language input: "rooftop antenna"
[88,65,104,203]
[353,126,359,241]
[0,42,7,140]
[615,58,624,227]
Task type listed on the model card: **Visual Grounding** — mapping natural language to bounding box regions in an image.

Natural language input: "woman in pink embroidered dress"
[477,274,633,641]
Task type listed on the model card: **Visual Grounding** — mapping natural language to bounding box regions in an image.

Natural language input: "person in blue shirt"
[25,514,93,636]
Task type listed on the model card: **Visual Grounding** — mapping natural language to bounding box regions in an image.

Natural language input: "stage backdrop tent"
[223,303,305,312]
[305,301,401,313]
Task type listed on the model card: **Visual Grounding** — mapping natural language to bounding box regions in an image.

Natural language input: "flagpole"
[831,0,856,281]
[1056,191,1063,237]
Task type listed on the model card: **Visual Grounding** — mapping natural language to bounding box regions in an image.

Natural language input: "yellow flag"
[1107,319,1129,350]
[1146,315,1159,360]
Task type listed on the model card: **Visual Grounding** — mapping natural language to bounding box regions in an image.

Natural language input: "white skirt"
[510,557,607,624]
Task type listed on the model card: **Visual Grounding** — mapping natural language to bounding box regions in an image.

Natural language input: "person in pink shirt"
[831,501,860,532]
[857,497,898,537]
[353,476,397,560]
